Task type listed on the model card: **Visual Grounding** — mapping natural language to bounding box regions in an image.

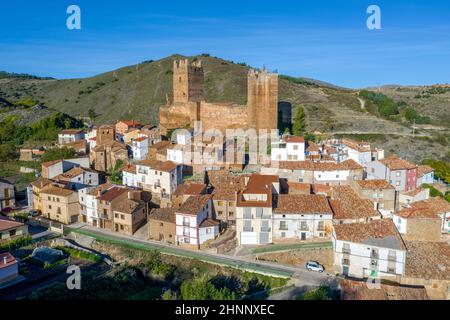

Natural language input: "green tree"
[297,286,331,300]
[292,106,306,136]
[40,147,76,163]
[107,159,124,184]
[180,276,237,300]
[88,108,97,121]
[161,289,178,300]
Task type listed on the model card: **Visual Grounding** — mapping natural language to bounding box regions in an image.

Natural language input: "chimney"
[3,256,7,264]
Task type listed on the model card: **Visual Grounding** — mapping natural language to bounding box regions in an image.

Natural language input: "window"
[121,214,125,220]
[48,205,52,209]
[228,211,234,217]
[9,230,16,237]
[120,225,124,230]
[281,232,286,238]
[115,213,119,218]
[293,145,298,150]
[279,221,287,230]
[217,211,223,216]
[206,228,211,234]
[160,222,164,227]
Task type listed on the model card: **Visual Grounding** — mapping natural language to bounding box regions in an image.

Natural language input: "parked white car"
[306,260,324,272]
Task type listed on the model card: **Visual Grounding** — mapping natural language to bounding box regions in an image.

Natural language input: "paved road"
[68,223,334,287]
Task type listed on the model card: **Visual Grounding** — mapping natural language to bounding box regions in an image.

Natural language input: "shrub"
[0,235,33,252]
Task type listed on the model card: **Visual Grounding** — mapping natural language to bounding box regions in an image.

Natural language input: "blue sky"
[0,0,449,88]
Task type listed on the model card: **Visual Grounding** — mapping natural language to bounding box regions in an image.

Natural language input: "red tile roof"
[138,159,178,172]
[396,197,450,219]
[380,156,417,170]
[0,216,24,232]
[97,187,128,202]
[334,219,406,250]
[330,185,380,220]
[417,165,434,178]
[355,179,395,190]
[0,252,17,269]
[273,194,332,215]
[285,136,305,143]
[199,218,220,228]
[178,195,212,215]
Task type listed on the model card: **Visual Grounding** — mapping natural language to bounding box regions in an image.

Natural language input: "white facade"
[332,234,406,279]
[122,170,137,188]
[58,131,84,145]
[167,147,185,164]
[273,213,332,241]
[271,139,305,162]
[347,148,372,167]
[313,169,351,184]
[236,206,273,245]
[131,138,149,161]
[136,164,180,197]
[417,171,434,186]
[175,200,212,246]
[198,224,220,244]
[85,195,98,224]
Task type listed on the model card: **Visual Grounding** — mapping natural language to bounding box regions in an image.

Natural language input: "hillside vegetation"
[0,54,448,162]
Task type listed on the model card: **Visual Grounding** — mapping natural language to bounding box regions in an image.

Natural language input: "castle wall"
[199,102,249,133]
[160,59,279,136]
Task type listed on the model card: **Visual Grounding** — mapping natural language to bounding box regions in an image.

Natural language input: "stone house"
[148,208,176,243]
[115,120,142,135]
[329,185,381,224]
[40,184,79,224]
[349,179,397,217]
[401,241,450,300]
[0,179,15,211]
[0,217,28,243]
[112,192,149,235]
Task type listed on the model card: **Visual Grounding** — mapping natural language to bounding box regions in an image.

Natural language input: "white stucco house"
[332,219,406,280]
[175,195,219,248]
[271,136,305,162]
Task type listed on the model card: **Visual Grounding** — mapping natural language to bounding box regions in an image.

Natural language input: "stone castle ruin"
[159,59,279,135]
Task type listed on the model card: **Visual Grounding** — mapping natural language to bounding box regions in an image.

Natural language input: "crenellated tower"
[173,59,204,104]
[247,69,278,131]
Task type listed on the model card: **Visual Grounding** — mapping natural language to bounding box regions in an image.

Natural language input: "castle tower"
[247,69,278,131]
[173,59,204,104]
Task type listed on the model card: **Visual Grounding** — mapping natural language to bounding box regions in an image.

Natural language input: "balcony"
[243,213,252,219]
[261,226,271,232]
[279,225,288,231]
[316,226,325,231]
[342,248,351,254]
[183,221,190,227]
[243,226,253,232]
[370,251,379,259]
[341,258,350,266]
[300,225,309,231]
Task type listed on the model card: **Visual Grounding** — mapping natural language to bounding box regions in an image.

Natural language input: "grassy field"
[252,241,333,254]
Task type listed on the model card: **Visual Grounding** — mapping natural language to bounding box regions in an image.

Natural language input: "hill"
[0,54,448,162]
